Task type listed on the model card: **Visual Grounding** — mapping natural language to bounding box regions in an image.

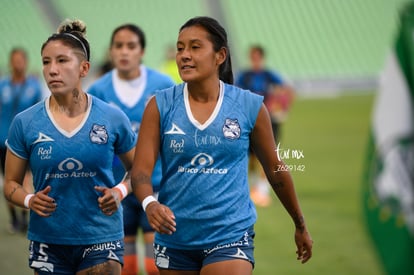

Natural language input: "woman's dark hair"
[110,24,146,50]
[41,19,90,61]
[179,16,234,84]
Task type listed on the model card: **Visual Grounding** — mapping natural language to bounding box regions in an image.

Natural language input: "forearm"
[131,171,155,203]
[269,170,306,231]
[3,180,32,208]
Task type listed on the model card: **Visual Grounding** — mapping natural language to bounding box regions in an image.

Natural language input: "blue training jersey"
[155,81,263,249]
[235,70,284,97]
[6,95,137,245]
[88,66,174,190]
[0,75,43,147]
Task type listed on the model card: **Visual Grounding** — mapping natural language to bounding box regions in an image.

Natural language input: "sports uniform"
[153,81,262,268]
[0,75,42,173]
[88,65,174,233]
[6,95,136,272]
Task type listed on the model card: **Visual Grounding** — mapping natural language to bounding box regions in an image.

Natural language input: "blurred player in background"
[159,44,181,84]
[236,45,294,207]
[0,47,42,233]
[88,23,174,275]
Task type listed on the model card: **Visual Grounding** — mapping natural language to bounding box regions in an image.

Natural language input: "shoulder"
[0,76,11,87]
[91,95,119,114]
[154,84,183,110]
[14,100,45,121]
[155,83,183,100]
[224,83,263,107]
[88,71,113,93]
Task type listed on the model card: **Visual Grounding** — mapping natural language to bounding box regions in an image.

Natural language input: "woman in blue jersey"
[3,19,136,275]
[88,24,174,275]
[130,16,313,274]
[0,47,43,233]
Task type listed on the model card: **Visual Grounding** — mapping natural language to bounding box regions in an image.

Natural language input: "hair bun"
[57,19,87,37]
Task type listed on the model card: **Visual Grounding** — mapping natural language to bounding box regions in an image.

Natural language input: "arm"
[250,104,313,263]
[130,96,175,234]
[95,148,135,215]
[4,149,56,217]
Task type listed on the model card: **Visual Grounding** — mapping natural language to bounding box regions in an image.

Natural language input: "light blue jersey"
[6,95,137,245]
[155,82,263,249]
[88,66,174,190]
[0,75,42,147]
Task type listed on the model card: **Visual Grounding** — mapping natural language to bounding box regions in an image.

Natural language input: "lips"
[48,80,63,86]
[180,65,195,70]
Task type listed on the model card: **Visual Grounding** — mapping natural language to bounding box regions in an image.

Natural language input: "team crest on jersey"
[222,118,241,140]
[90,124,108,144]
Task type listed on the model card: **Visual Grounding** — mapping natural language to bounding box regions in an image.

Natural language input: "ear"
[216,47,227,66]
[79,60,90,78]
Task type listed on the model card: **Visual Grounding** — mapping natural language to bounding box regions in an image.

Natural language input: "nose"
[178,48,191,62]
[48,60,58,76]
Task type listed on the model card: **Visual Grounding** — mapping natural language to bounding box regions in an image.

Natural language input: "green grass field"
[0,93,384,274]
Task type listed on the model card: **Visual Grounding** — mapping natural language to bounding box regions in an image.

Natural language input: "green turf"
[0,93,384,274]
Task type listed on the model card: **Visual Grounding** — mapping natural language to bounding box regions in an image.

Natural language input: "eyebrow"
[177,39,203,45]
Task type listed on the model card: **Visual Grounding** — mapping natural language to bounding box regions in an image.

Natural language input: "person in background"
[236,45,295,208]
[159,44,181,84]
[3,19,136,274]
[0,47,43,233]
[131,16,312,274]
[88,23,174,275]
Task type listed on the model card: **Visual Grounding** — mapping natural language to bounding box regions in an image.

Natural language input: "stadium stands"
[0,0,411,90]
[0,1,51,76]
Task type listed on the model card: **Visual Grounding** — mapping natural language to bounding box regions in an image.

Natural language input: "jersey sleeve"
[5,115,29,159]
[112,108,137,155]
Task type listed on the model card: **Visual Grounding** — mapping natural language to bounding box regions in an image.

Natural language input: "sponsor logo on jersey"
[89,124,108,144]
[222,118,241,140]
[33,132,54,144]
[165,123,185,135]
[44,158,97,180]
[177,153,228,174]
[37,145,52,160]
[169,139,184,153]
[194,130,222,147]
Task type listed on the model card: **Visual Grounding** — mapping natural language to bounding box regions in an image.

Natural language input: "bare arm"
[95,148,136,215]
[4,149,56,216]
[130,96,175,234]
[250,104,313,263]
[3,149,29,207]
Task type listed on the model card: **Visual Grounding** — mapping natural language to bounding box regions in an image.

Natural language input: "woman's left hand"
[294,227,313,263]
[95,186,122,216]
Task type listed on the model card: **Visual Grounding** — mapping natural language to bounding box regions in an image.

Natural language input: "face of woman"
[10,51,27,77]
[176,25,224,83]
[41,41,87,95]
[249,49,264,71]
[110,29,144,78]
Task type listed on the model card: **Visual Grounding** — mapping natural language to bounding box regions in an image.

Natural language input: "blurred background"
[1,0,413,274]
[0,0,408,93]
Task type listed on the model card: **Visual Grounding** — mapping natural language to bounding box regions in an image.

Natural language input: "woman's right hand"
[146,202,176,235]
[29,186,57,217]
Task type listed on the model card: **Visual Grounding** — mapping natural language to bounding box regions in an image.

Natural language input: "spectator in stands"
[0,47,42,233]
[236,45,295,207]
[3,19,136,274]
[131,16,312,274]
[88,23,174,275]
